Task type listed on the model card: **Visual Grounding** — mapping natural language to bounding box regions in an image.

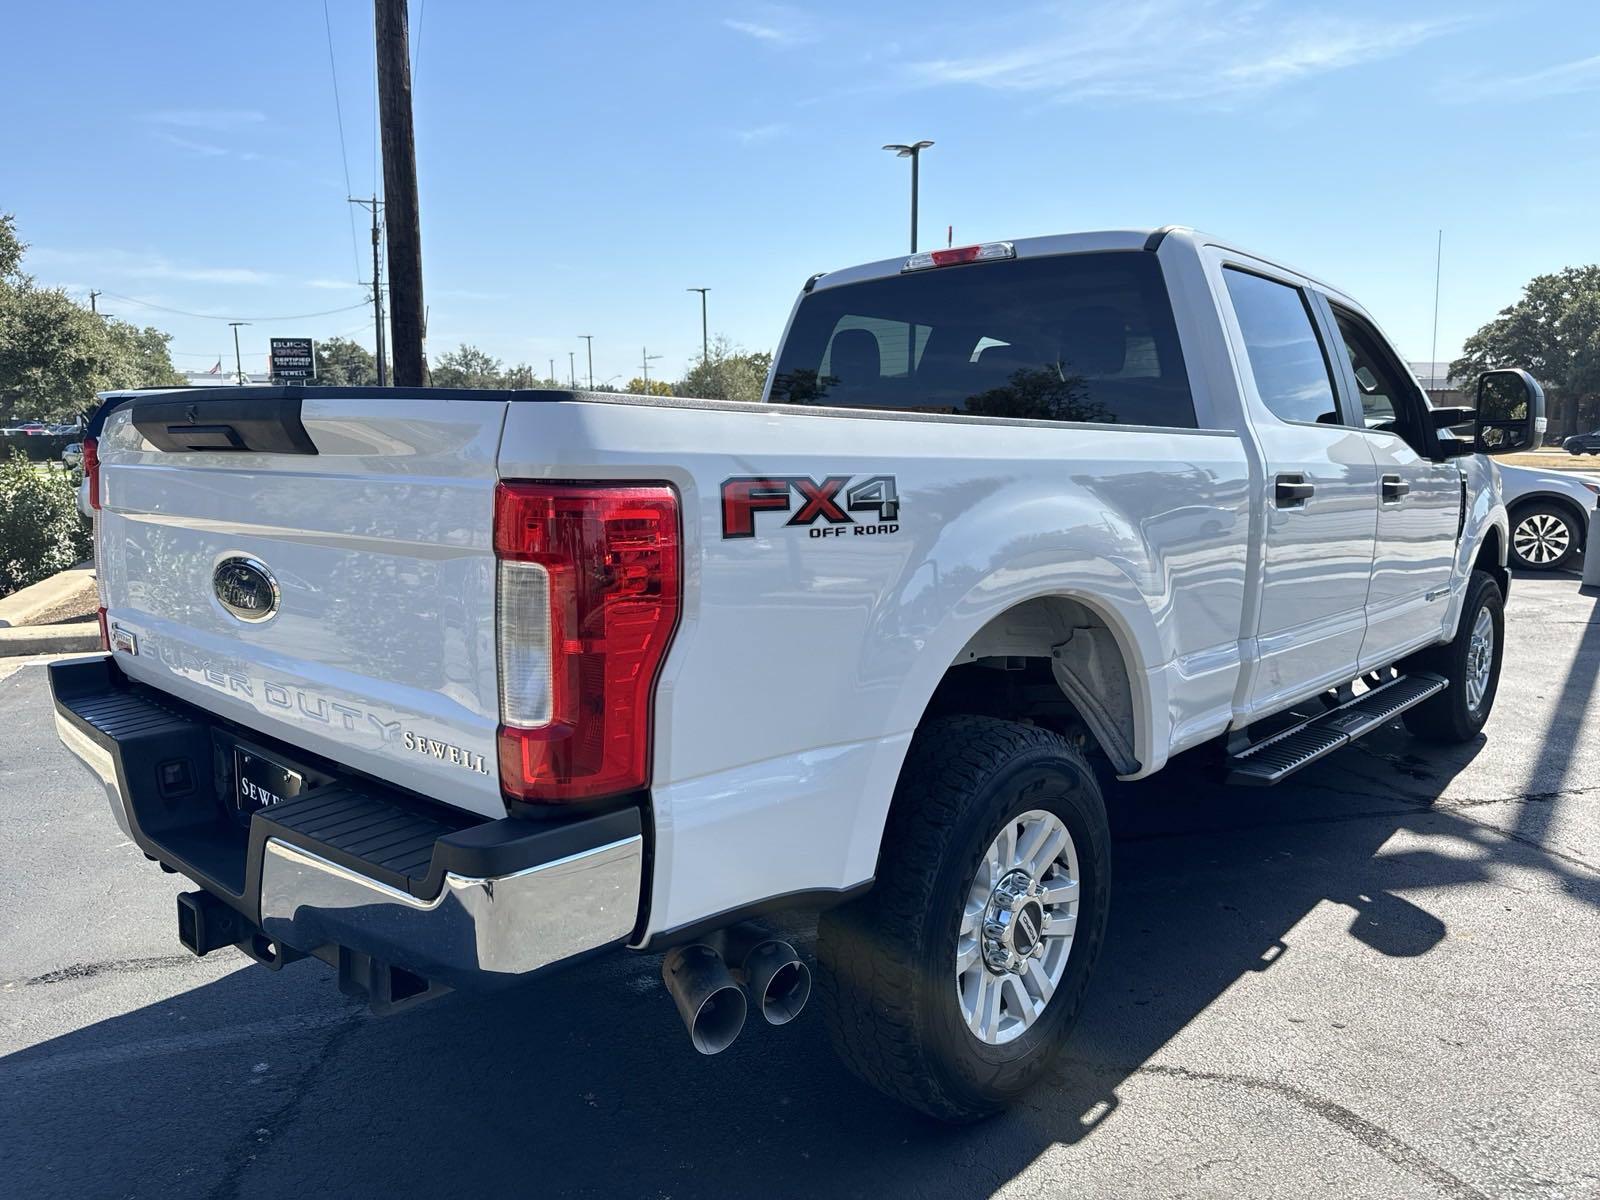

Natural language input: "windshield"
[769,250,1196,428]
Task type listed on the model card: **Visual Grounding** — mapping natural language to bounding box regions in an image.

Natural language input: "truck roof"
[808,225,1344,302]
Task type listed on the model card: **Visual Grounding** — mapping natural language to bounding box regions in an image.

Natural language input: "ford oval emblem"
[213,557,280,623]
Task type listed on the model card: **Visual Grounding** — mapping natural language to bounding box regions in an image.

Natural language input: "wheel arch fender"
[845,550,1165,884]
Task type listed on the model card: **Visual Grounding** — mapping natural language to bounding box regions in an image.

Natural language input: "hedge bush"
[0,451,91,595]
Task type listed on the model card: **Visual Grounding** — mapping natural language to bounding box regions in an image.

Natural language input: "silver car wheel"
[1465,606,1495,713]
[1513,512,1572,566]
[956,809,1079,1046]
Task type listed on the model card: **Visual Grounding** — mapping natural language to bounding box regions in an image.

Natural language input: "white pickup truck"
[52,227,1543,1121]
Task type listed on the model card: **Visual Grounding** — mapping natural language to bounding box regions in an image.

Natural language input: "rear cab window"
[769,251,1197,428]
[1221,267,1340,426]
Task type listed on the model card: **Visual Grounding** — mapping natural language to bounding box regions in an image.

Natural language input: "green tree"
[674,336,772,402]
[501,362,540,389]
[1451,265,1600,439]
[0,213,184,422]
[625,377,674,396]
[430,343,504,389]
[0,450,91,594]
[315,336,378,385]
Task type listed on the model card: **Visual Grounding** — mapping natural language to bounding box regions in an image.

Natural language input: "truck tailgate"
[94,392,509,819]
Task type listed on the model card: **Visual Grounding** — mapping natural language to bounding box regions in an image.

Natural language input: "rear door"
[1216,261,1380,715]
[94,389,509,818]
[1317,301,1461,666]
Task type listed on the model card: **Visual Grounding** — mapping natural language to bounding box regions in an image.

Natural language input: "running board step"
[1226,673,1447,786]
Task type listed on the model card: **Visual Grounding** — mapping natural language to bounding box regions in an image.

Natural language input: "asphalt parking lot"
[2,572,1596,1200]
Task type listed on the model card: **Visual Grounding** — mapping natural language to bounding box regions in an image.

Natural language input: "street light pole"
[686,287,710,363]
[882,140,934,252]
[228,322,250,385]
[578,334,594,389]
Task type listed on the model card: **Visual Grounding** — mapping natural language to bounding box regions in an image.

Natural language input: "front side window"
[1330,309,1419,444]
[769,252,1197,428]
[1223,268,1339,426]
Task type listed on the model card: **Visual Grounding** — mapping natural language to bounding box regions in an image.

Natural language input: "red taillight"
[83,437,101,511]
[494,481,681,804]
[97,606,109,651]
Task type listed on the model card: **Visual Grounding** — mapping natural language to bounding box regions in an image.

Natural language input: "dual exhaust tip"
[661,927,811,1055]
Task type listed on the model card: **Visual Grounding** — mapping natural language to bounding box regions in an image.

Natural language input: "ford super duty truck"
[51,227,1544,1121]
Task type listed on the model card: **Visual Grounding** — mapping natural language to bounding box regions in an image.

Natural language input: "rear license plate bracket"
[233,745,306,819]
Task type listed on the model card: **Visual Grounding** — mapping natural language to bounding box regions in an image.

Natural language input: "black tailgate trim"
[131,395,318,454]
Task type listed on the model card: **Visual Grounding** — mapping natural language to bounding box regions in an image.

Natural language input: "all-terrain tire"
[1401,569,1505,743]
[815,715,1110,1122]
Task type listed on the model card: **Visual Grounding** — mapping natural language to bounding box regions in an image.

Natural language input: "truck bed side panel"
[498,397,1252,937]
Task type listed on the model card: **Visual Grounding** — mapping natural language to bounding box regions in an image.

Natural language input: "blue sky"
[5,1,1599,384]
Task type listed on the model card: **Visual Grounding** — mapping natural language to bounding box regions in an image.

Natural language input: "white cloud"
[430,286,506,302]
[305,278,365,291]
[905,1,1466,104]
[1446,52,1600,102]
[735,122,789,144]
[723,5,816,46]
[142,108,268,131]
[31,247,277,286]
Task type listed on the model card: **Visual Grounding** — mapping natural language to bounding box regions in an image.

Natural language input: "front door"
[1321,303,1461,668]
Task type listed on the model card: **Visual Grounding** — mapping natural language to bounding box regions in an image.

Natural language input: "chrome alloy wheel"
[956,809,1080,1045]
[1513,512,1572,565]
[1465,606,1495,713]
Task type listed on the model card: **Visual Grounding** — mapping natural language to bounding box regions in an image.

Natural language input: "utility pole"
[882,140,934,252]
[569,351,577,388]
[686,288,710,363]
[578,335,594,389]
[350,195,387,386]
[641,347,662,394]
[88,290,101,315]
[375,0,426,386]
[228,322,250,385]
[549,358,556,385]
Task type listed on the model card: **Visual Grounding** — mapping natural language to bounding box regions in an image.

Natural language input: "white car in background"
[1499,462,1599,571]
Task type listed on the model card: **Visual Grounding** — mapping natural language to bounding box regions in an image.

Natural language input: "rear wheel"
[816,715,1110,1122]
[1509,501,1581,571]
[1401,569,1504,743]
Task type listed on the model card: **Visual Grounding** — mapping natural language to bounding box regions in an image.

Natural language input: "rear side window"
[1223,268,1339,426]
[769,252,1196,428]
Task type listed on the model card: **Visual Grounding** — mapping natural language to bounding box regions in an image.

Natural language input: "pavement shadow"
[9,708,1598,1200]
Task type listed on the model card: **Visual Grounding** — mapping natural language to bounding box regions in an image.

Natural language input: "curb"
[0,562,96,629]
[0,622,101,657]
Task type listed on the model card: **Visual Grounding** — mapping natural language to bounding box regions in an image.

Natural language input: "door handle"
[1381,474,1410,501]
[1275,474,1315,506]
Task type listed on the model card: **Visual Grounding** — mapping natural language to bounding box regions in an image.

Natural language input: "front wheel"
[816,716,1110,1122]
[1401,569,1505,743]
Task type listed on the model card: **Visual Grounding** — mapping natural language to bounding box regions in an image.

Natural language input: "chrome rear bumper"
[50,654,643,988]
[258,834,642,980]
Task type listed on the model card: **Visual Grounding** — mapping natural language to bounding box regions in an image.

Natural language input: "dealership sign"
[269,337,316,383]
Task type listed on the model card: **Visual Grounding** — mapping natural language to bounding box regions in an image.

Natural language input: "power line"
[97,291,370,322]
[412,0,427,82]
[322,0,363,283]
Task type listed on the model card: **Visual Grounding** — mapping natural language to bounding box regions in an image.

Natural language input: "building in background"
[1409,361,1468,407]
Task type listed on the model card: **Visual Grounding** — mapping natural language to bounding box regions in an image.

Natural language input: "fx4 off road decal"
[721,474,900,539]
